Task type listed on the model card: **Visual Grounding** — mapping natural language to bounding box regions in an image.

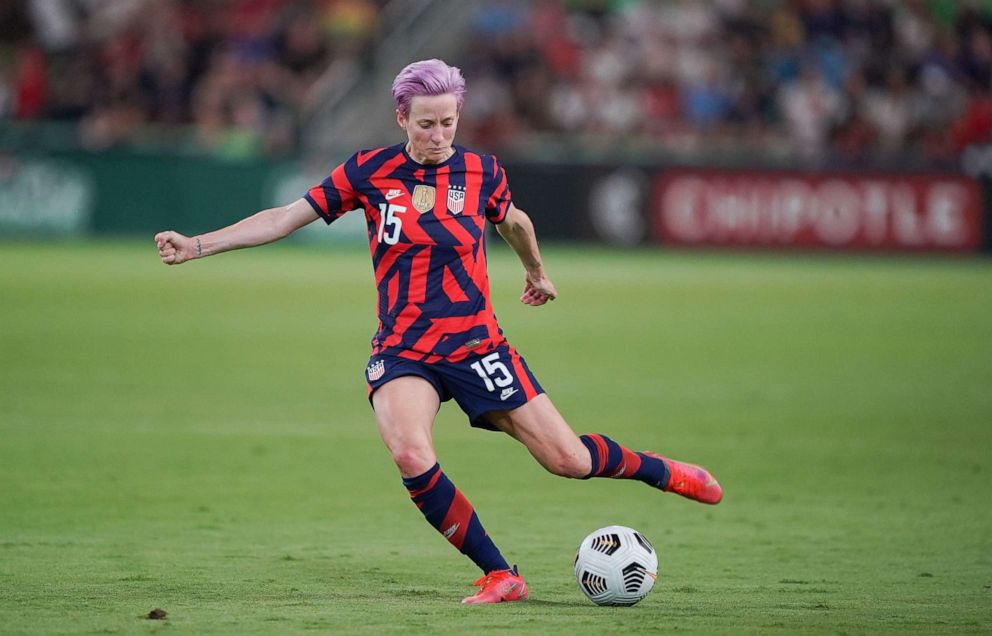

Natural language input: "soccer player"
[155,59,722,604]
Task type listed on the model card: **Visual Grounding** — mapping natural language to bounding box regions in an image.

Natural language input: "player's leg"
[485,394,723,505]
[372,376,525,602]
[484,394,591,477]
[372,375,440,478]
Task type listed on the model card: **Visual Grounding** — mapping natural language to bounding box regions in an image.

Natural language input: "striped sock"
[579,433,671,489]
[402,463,510,574]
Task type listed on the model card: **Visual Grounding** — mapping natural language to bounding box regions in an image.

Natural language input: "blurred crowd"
[0,0,382,156]
[3,0,992,166]
[461,0,992,166]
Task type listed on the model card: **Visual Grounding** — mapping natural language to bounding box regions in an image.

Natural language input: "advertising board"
[651,170,983,252]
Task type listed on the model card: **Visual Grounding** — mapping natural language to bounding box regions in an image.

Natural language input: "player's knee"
[390,445,436,476]
[544,451,591,479]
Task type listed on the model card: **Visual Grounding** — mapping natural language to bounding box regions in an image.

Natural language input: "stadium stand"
[457,0,992,168]
[2,0,991,169]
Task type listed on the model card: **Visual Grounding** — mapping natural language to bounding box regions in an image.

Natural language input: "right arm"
[154,197,319,265]
[495,203,557,306]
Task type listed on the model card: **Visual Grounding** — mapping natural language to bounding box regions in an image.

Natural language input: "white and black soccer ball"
[574,525,658,606]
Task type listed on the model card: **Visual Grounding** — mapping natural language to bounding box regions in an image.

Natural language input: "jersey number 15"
[377,203,405,245]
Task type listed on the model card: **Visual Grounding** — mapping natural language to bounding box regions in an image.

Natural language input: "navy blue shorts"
[364,343,544,431]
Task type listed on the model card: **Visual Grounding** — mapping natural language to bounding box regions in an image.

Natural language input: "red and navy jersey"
[304,143,513,363]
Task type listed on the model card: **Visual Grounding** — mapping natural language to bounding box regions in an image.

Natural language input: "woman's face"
[397,93,459,164]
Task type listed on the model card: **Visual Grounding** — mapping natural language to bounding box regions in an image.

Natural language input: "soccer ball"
[574,525,658,606]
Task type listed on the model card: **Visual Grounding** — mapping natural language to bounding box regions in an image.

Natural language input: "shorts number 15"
[470,353,514,392]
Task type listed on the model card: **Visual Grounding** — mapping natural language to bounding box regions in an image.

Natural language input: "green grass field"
[1,240,990,634]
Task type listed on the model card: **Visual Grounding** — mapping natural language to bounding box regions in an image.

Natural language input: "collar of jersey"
[400,143,461,169]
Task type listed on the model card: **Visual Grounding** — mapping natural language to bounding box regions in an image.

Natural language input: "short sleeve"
[304,159,360,225]
[485,155,512,224]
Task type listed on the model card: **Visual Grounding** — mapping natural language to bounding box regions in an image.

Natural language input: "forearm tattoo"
[195,238,202,258]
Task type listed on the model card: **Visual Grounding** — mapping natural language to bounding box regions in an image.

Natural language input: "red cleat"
[646,453,723,505]
[461,566,529,604]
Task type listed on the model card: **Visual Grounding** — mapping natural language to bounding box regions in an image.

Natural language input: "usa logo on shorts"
[367,360,385,381]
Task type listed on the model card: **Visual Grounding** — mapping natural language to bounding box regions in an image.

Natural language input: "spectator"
[777,61,846,158]
[4,0,384,157]
[460,0,992,167]
[10,0,992,166]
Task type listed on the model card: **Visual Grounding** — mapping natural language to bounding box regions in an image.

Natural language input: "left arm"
[495,203,558,306]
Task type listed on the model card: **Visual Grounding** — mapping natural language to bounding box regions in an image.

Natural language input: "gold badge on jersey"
[411,185,436,213]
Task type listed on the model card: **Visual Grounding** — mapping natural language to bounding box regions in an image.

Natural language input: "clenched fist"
[154,231,198,265]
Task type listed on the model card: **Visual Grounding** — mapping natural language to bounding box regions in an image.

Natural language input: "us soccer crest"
[447,185,466,215]
[367,359,385,381]
[411,185,436,213]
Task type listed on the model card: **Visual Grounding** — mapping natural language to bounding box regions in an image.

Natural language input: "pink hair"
[391,59,466,117]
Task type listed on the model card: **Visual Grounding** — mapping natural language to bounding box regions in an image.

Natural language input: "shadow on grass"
[522,599,595,608]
